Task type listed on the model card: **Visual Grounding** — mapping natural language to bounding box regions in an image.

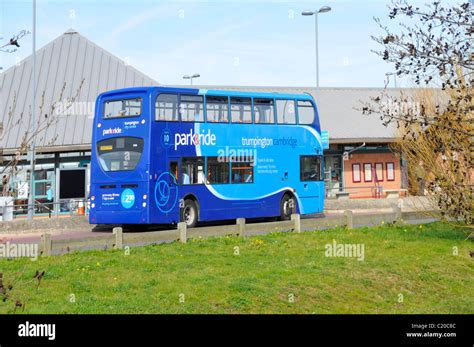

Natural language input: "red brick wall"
[344,152,401,198]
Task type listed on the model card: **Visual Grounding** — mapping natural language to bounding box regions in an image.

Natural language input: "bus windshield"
[97,137,144,172]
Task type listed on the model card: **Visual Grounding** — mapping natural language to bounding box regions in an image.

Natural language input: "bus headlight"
[91,203,95,208]
[142,202,147,207]
[143,194,147,200]
[91,195,95,201]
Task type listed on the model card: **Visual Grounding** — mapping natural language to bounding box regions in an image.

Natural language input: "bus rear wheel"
[280,194,296,221]
[181,199,198,228]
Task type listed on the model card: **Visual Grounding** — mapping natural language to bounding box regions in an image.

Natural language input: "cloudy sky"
[0,0,459,87]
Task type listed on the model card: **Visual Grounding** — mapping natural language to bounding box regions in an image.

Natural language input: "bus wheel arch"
[181,194,200,228]
[280,191,297,221]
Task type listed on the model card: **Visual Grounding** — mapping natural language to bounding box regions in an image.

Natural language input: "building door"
[324,155,343,198]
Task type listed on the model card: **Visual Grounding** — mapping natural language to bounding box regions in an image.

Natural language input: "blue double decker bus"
[89,87,325,227]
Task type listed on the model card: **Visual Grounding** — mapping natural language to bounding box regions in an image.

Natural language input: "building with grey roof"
[0,29,158,155]
[0,29,405,208]
[190,85,399,144]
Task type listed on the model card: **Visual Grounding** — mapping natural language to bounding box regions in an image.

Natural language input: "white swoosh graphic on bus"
[193,122,308,213]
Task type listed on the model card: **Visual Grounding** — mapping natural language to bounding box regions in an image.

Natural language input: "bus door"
[299,155,324,213]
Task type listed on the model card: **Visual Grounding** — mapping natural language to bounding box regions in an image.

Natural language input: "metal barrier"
[2,198,90,219]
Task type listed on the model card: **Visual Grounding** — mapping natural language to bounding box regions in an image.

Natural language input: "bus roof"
[98,86,316,102]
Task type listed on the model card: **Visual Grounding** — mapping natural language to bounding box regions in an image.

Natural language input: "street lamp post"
[302,6,331,89]
[385,72,398,88]
[28,0,37,220]
[183,73,200,86]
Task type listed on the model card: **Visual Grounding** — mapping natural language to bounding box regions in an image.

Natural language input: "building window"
[297,100,315,124]
[276,99,296,124]
[206,96,229,123]
[300,155,323,181]
[180,95,204,122]
[386,162,395,181]
[254,98,275,124]
[364,163,372,182]
[231,160,253,184]
[206,157,229,184]
[375,162,384,182]
[104,98,141,119]
[181,157,205,185]
[230,97,252,123]
[352,163,361,183]
[155,94,178,121]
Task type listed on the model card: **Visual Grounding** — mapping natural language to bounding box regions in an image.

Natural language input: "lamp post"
[183,73,200,86]
[301,6,331,89]
[385,72,398,88]
[28,0,37,220]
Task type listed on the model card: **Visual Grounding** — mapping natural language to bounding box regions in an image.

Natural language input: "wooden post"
[291,214,301,232]
[40,233,52,256]
[178,222,187,243]
[394,206,402,224]
[113,227,123,249]
[344,210,353,230]
[236,218,246,237]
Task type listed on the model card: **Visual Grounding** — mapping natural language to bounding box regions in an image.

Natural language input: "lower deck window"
[207,157,229,184]
[181,157,205,184]
[300,155,323,181]
[231,160,254,184]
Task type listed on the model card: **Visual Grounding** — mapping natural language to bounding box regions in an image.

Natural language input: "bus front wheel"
[181,199,198,228]
[280,194,296,221]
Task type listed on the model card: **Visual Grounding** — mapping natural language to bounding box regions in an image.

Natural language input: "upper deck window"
[276,99,296,124]
[156,94,179,121]
[297,100,315,124]
[254,98,275,124]
[180,95,204,122]
[230,97,252,123]
[104,98,141,119]
[206,96,229,123]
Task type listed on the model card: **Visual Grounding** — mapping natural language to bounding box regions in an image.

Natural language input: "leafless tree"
[360,0,473,225]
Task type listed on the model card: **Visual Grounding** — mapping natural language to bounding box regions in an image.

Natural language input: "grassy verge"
[0,222,472,314]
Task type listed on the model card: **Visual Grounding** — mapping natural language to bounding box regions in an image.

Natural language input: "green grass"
[0,222,472,314]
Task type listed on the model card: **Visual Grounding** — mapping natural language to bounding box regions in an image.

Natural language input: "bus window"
[181,157,205,185]
[180,95,204,122]
[104,98,141,119]
[297,100,315,124]
[276,99,296,124]
[206,157,229,184]
[300,156,323,181]
[231,159,254,184]
[230,97,252,123]
[254,98,275,124]
[170,161,179,183]
[156,94,179,121]
[206,96,229,123]
[97,137,144,172]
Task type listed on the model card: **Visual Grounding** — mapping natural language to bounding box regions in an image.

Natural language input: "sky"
[0,0,462,88]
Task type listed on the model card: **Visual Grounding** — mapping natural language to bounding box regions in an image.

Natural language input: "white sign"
[17,182,29,199]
